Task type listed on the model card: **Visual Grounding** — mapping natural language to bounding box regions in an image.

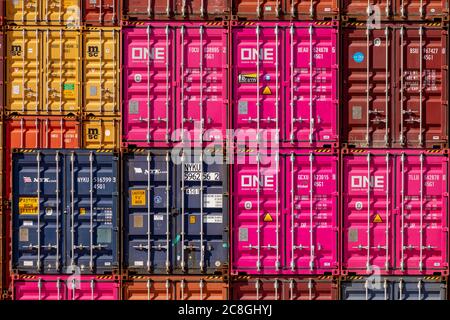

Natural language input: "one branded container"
[123,147,229,274]
[342,149,448,275]
[12,275,120,300]
[122,275,228,300]
[340,276,447,300]
[231,21,339,148]
[342,23,448,148]
[83,0,119,26]
[232,148,339,275]
[12,150,119,274]
[231,276,338,300]
[122,22,229,148]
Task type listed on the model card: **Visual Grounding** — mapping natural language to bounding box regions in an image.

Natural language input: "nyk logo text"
[241,48,274,61]
[241,175,275,188]
[351,176,384,188]
[132,47,165,61]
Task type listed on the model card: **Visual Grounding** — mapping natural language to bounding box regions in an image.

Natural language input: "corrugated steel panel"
[81,116,120,150]
[83,0,119,26]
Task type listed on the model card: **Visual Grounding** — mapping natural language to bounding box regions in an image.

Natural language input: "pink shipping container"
[342,149,449,276]
[122,21,229,148]
[12,275,120,300]
[231,21,338,148]
[232,148,339,275]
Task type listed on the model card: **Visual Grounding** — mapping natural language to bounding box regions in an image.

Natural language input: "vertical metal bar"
[199,151,204,271]
[256,25,260,144]
[366,152,371,272]
[146,279,151,300]
[165,279,170,300]
[89,152,94,271]
[20,118,24,148]
[99,0,103,23]
[418,27,423,146]
[365,279,369,300]
[180,280,185,300]
[46,30,50,113]
[199,26,204,144]
[58,0,62,23]
[165,152,170,271]
[384,279,388,300]
[289,279,294,300]
[274,279,278,300]
[401,153,405,271]
[36,152,41,271]
[384,27,389,146]
[256,152,261,271]
[418,280,422,300]
[385,153,389,271]
[90,280,95,301]
[309,152,314,271]
[99,29,103,114]
[366,27,370,146]
[255,280,260,300]
[55,152,60,271]
[146,26,151,143]
[72,279,76,300]
[308,279,313,300]
[290,25,294,143]
[290,153,295,271]
[309,25,314,144]
[199,279,204,300]
[309,0,313,17]
[22,29,26,112]
[38,278,42,300]
[57,278,60,301]
[399,279,403,300]
[35,119,39,148]
[71,152,75,268]
[59,118,63,148]
[181,151,186,271]
[59,30,62,113]
[112,30,117,113]
[275,152,279,270]
[147,151,152,271]
[400,27,405,145]
[165,26,170,142]
[42,30,45,113]
[147,0,151,16]
[44,119,48,148]
[419,154,424,271]
[181,27,185,143]
[275,26,279,143]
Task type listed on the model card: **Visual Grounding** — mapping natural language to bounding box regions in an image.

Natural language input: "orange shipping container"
[6,27,81,116]
[82,27,121,117]
[82,116,120,150]
[122,276,229,300]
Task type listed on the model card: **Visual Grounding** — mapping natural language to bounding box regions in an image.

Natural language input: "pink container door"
[395,153,448,274]
[175,25,228,145]
[13,277,68,300]
[285,151,338,274]
[232,151,283,274]
[342,151,394,274]
[123,25,175,146]
[285,23,338,147]
[69,278,120,300]
[232,24,282,144]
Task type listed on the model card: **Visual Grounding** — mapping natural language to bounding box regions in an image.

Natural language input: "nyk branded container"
[342,149,448,275]
[122,275,228,300]
[5,27,81,116]
[122,22,229,148]
[121,0,230,20]
[123,147,229,274]
[342,23,448,148]
[12,275,120,300]
[82,116,121,150]
[341,0,449,21]
[231,21,339,148]
[340,276,447,300]
[6,0,81,25]
[11,150,119,274]
[231,276,338,300]
[83,0,119,26]
[82,27,121,117]
[232,0,338,20]
[232,148,339,275]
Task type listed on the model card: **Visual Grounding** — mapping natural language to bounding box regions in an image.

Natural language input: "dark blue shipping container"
[123,147,229,274]
[12,150,119,275]
[340,277,447,300]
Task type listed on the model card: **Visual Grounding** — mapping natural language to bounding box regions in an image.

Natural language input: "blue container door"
[174,148,229,274]
[65,151,118,274]
[393,279,446,300]
[340,279,393,300]
[12,151,64,273]
[124,151,173,273]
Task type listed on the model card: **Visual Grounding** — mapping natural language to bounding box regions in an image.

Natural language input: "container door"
[175,149,228,273]
[342,27,391,148]
[83,28,120,116]
[232,25,282,144]
[233,151,282,274]
[176,279,226,300]
[82,118,120,149]
[66,151,118,274]
[232,279,281,300]
[42,29,80,115]
[176,26,228,145]
[42,0,81,24]
[342,152,394,273]
[172,0,228,17]
[84,0,118,24]
[395,153,448,274]
[6,29,41,115]
[340,279,393,300]
[285,24,338,147]
[6,0,40,23]
[394,279,446,300]
[69,278,118,300]
[7,118,41,149]
[13,278,68,300]
[124,279,176,300]
[124,152,173,273]
[12,151,64,273]
[42,118,80,149]
[234,0,282,19]
[0,32,5,114]
[287,278,336,300]
[123,0,165,18]
[394,0,448,20]
[393,27,448,148]
[290,0,338,18]
[285,152,338,274]
[341,0,390,19]
[123,26,175,145]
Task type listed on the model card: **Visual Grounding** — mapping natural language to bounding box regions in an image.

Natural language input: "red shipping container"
[231,21,339,148]
[342,149,449,276]
[83,0,119,25]
[342,23,448,148]
[231,276,338,300]
[122,22,229,148]
[12,275,120,300]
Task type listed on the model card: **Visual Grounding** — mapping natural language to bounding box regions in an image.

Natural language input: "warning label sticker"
[238,73,257,83]
[204,194,223,208]
[262,86,272,95]
[131,189,146,206]
[263,213,273,222]
[19,197,39,215]
[63,83,75,98]
[373,214,383,223]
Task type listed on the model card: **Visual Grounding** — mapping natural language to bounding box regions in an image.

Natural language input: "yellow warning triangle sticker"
[373,214,383,223]
[262,86,272,95]
[263,213,273,222]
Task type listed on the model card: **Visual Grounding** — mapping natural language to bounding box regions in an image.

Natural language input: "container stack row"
[0,0,449,301]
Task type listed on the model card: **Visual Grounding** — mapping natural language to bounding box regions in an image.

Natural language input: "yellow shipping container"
[82,27,120,117]
[82,116,121,150]
[6,27,81,116]
[6,0,81,26]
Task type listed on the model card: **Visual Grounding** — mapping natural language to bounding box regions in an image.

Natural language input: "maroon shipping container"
[342,23,448,148]
[0,30,4,113]
[342,148,449,276]
[232,0,338,20]
[83,0,119,25]
[231,276,338,300]
[121,0,230,20]
[341,0,449,21]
